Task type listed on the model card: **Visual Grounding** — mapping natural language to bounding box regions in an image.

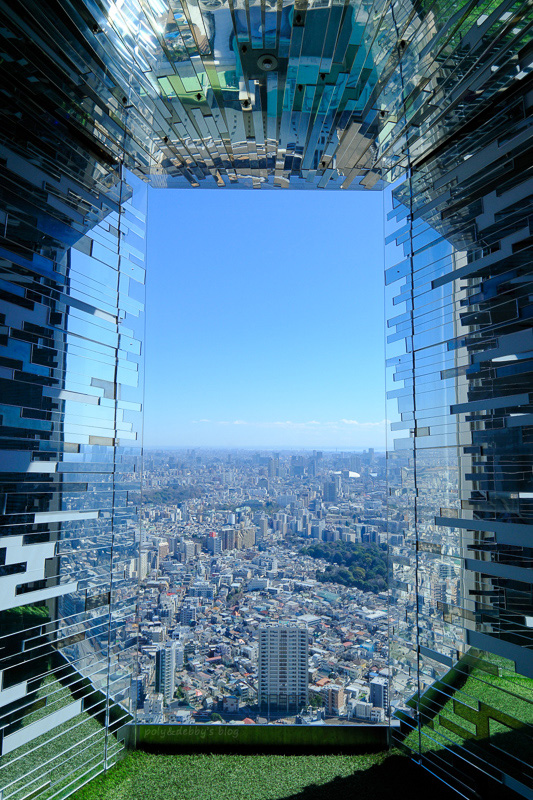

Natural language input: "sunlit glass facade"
[0,0,532,798]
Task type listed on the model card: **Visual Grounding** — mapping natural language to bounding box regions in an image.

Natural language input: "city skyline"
[136,447,390,726]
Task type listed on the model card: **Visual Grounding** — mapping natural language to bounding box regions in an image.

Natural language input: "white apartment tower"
[155,642,177,703]
[258,624,309,712]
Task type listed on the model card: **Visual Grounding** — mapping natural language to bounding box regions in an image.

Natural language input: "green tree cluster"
[309,693,324,708]
[301,541,387,593]
[142,484,205,505]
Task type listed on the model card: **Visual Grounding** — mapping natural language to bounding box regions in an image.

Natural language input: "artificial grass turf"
[70,750,460,800]
[403,654,533,758]
[1,675,109,800]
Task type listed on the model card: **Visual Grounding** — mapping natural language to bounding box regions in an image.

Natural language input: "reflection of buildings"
[385,11,533,789]
[0,0,532,798]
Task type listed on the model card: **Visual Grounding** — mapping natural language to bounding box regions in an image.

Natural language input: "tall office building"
[155,642,177,704]
[258,624,309,712]
[0,1,532,799]
[180,540,196,562]
[207,533,222,556]
[323,480,337,503]
[132,676,146,712]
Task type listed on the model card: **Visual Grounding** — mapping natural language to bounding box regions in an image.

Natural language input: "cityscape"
[131,448,391,725]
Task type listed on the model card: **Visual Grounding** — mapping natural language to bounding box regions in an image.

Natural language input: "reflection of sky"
[64,248,118,457]
[385,188,464,453]
[63,172,146,457]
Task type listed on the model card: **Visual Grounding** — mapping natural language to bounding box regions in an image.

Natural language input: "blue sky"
[144,187,385,449]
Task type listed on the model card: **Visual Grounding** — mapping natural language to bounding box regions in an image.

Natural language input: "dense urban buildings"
[0,1,532,799]
[135,448,389,724]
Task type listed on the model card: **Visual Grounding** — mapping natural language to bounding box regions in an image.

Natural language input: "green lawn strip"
[71,751,394,800]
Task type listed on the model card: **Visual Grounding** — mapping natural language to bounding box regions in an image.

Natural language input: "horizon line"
[142,444,387,451]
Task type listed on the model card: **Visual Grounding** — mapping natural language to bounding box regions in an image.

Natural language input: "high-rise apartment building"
[0,0,532,798]
[155,642,177,704]
[236,526,257,550]
[179,604,197,627]
[258,624,309,712]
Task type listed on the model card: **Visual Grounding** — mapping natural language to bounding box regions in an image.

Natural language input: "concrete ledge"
[126,723,389,754]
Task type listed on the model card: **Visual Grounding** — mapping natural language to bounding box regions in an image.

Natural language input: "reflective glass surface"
[385,12,533,787]
[0,0,533,798]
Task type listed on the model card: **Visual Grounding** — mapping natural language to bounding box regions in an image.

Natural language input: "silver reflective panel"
[0,0,533,798]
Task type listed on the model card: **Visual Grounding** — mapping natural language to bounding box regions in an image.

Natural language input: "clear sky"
[144,187,385,450]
